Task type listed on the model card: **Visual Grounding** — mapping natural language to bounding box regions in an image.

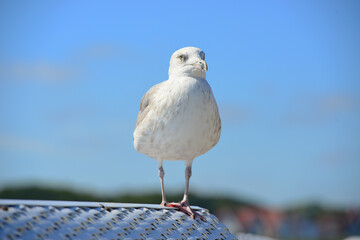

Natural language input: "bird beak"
[192,60,208,71]
[201,60,208,71]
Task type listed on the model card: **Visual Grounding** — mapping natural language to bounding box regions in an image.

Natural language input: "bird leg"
[158,161,168,206]
[167,161,205,221]
[182,164,192,204]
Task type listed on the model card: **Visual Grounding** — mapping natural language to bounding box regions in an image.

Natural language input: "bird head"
[168,47,208,79]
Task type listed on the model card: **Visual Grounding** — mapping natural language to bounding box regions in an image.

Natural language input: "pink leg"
[167,160,205,221]
[158,160,168,206]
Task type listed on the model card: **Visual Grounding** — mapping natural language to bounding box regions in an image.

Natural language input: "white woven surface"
[0,199,237,240]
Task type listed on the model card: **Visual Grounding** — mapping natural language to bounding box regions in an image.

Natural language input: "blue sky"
[0,0,359,208]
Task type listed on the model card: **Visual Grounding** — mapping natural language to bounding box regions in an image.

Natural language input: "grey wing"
[135,82,164,129]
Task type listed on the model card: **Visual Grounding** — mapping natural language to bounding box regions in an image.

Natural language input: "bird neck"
[169,67,206,79]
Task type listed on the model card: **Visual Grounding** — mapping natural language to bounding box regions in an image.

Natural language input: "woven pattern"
[0,200,237,240]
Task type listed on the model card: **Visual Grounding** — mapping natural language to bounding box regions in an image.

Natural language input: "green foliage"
[284,203,345,220]
[0,186,253,213]
[0,186,347,218]
[0,186,99,202]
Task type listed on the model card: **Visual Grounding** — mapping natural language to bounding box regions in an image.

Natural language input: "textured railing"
[0,199,237,240]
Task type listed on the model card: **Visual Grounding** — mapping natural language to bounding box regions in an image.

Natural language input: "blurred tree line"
[0,186,252,213]
[1,186,358,239]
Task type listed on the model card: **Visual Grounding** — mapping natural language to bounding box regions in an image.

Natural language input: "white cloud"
[0,42,132,84]
[283,92,360,124]
[218,102,251,125]
[0,60,80,83]
[0,135,55,157]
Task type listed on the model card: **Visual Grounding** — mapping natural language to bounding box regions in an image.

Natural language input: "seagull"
[133,47,221,220]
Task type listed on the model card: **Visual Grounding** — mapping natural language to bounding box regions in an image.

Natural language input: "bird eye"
[178,54,186,62]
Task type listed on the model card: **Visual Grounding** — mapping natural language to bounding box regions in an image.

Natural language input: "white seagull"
[133,47,221,219]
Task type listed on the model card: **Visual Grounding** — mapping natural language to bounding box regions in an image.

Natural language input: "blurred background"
[0,0,359,239]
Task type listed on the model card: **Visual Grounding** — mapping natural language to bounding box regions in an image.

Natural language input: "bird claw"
[165,201,206,221]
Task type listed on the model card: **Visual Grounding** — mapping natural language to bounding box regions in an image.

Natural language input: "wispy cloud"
[283,92,360,124]
[0,130,120,161]
[0,60,80,83]
[319,149,360,166]
[218,102,251,125]
[71,43,130,61]
[318,94,359,114]
[0,135,55,157]
[0,42,132,84]
[43,104,98,124]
